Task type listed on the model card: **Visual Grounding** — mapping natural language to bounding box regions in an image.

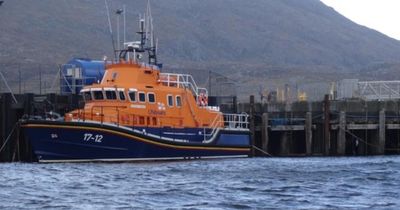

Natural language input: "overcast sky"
[320,0,400,40]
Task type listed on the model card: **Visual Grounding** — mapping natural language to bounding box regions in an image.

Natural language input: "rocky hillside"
[1,0,400,100]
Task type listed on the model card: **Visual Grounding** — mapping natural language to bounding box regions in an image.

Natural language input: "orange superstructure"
[65,60,223,129]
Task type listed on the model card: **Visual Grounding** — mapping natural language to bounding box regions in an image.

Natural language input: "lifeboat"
[21,6,250,162]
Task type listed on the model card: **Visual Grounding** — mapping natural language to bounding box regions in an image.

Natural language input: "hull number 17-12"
[83,133,103,143]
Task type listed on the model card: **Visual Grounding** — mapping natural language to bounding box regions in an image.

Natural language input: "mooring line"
[339,126,379,148]
[0,121,20,154]
[339,126,400,151]
[252,145,272,157]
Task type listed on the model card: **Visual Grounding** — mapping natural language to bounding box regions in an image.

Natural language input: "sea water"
[1,156,399,209]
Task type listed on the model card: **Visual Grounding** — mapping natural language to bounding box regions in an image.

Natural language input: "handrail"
[203,114,223,142]
[203,113,249,143]
[184,91,200,126]
[90,105,121,125]
[71,105,187,129]
[69,106,249,144]
[69,105,125,125]
[159,73,208,99]
[223,113,249,130]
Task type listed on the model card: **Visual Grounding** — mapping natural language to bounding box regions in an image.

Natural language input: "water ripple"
[1,156,400,209]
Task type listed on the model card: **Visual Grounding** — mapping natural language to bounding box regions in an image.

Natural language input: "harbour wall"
[1,93,400,162]
[240,95,400,157]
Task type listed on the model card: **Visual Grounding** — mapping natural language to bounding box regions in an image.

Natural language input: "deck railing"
[159,73,208,98]
[203,113,249,142]
[223,113,249,130]
[70,106,180,128]
[69,106,249,142]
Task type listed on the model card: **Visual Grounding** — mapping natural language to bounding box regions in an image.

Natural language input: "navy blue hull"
[22,121,250,162]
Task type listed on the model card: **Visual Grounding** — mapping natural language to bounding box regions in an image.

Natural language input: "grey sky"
[321,0,400,40]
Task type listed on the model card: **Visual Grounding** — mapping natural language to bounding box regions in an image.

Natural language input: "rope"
[252,145,272,157]
[339,126,400,151]
[0,121,20,154]
[0,71,18,104]
[341,127,378,148]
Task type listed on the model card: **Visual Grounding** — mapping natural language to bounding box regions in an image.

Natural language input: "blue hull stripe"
[23,124,249,152]
[21,121,251,162]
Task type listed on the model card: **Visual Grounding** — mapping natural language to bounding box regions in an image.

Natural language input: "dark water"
[1,156,400,209]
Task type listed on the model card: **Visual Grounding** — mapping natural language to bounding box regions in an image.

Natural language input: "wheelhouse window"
[167,95,173,107]
[139,92,146,103]
[92,90,104,100]
[81,90,92,101]
[128,89,137,102]
[176,95,182,107]
[104,88,117,100]
[112,72,118,81]
[118,89,126,101]
[148,93,155,103]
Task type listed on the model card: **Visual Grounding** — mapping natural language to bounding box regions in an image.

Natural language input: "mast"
[123,4,126,45]
[117,0,159,67]
[146,0,157,65]
[104,0,117,61]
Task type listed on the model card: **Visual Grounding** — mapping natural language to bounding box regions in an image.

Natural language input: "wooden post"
[249,95,255,157]
[22,93,34,162]
[280,132,289,156]
[0,93,12,162]
[323,94,330,155]
[23,93,34,116]
[261,113,269,155]
[305,112,312,155]
[378,109,386,155]
[233,96,237,113]
[0,94,3,162]
[337,111,346,155]
[16,122,20,162]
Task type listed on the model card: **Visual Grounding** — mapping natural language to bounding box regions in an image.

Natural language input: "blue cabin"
[60,58,105,94]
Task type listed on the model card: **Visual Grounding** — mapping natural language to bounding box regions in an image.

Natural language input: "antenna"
[115,8,123,51]
[146,0,154,47]
[155,38,158,55]
[104,0,117,61]
[118,1,160,67]
[145,0,157,65]
[123,4,126,45]
[136,13,146,53]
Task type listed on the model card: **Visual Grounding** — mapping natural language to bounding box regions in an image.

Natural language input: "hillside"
[1,0,400,100]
